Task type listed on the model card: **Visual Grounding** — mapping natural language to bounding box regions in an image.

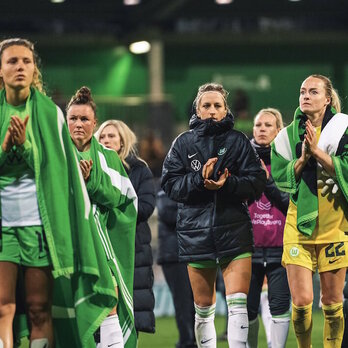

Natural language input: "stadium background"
[4,1,347,345]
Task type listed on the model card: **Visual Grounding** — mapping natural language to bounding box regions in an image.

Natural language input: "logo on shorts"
[290,246,299,257]
[191,159,201,171]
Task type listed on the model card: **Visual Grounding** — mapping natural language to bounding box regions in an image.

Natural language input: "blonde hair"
[0,38,44,93]
[193,82,230,113]
[306,74,341,113]
[254,108,284,129]
[95,119,144,169]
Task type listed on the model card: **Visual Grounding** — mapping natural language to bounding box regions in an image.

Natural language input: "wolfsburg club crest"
[218,147,227,156]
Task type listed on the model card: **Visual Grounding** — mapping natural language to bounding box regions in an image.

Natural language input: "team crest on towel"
[218,147,227,156]
[191,160,201,171]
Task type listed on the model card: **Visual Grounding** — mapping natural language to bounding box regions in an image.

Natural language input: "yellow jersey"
[283,127,348,245]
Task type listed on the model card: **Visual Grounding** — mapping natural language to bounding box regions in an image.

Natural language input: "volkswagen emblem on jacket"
[191,159,201,171]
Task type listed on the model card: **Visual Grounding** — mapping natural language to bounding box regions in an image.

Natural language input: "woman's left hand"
[304,120,318,155]
[10,115,29,146]
[204,168,229,190]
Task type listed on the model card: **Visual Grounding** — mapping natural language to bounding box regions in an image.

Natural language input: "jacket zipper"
[212,191,218,264]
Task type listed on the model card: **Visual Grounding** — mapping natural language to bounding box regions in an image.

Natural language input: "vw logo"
[191,159,201,171]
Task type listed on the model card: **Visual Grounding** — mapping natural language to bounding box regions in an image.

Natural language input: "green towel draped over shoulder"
[271,105,348,236]
[87,136,138,348]
[0,88,119,347]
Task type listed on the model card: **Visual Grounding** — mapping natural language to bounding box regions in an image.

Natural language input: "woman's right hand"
[202,157,218,179]
[1,127,14,152]
[80,159,93,181]
[10,115,29,146]
[300,140,311,163]
[294,141,311,180]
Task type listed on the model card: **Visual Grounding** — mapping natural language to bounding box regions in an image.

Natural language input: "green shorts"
[0,225,51,267]
[189,252,252,269]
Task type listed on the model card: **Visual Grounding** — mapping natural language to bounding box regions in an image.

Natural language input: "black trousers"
[162,263,197,348]
[247,262,290,321]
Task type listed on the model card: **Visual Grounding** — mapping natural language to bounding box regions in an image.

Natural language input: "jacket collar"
[250,138,271,164]
[189,112,234,136]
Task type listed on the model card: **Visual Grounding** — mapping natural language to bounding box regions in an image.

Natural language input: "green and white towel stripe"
[88,137,138,348]
[93,206,115,261]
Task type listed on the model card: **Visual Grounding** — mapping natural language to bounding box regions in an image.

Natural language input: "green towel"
[87,136,138,348]
[271,105,348,236]
[0,88,118,347]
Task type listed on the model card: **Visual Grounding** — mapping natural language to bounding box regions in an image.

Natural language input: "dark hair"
[0,38,44,93]
[66,86,97,118]
[193,82,230,113]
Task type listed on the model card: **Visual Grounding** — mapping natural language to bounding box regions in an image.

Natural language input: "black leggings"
[162,263,196,348]
[247,262,290,321]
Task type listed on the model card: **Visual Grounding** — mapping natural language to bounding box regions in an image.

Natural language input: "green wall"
[39,46,148,98]
[165,42,348,124]
[166,62,332,123]
[36,41,348,129]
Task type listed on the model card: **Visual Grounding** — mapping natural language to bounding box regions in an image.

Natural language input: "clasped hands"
[303,120,339,197]
[80,159,93,181]
[302,120,318,160]
[2,115,29,152]
[202,157,229,190]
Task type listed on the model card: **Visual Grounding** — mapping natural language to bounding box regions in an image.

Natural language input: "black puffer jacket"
[161,114,266,262]
[157,189,179,264]
[127,156,156,333]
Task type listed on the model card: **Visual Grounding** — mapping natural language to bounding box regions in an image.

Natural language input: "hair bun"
[66,85,97,116]
[75,86,92,103]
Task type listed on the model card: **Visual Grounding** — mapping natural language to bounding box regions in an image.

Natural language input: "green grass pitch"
[139,310,325,348]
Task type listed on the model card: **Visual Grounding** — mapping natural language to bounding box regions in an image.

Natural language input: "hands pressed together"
[202,157,229,190]
[302,120,340,195]
[2,115,29,152]
[80,159,93,181]
[300,120,317,162]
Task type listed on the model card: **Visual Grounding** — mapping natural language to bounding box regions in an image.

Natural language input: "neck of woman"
[306,110,325,127]
[76,139,91,152]
[5,86,30,106]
